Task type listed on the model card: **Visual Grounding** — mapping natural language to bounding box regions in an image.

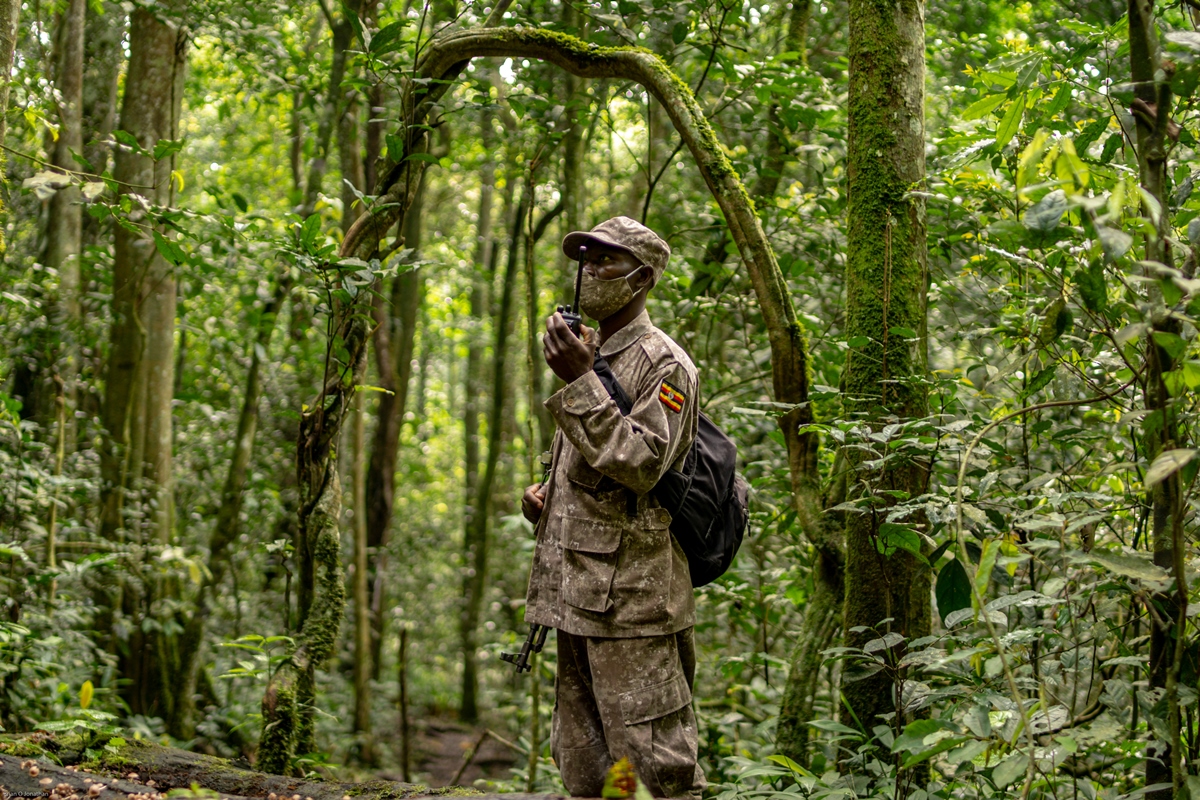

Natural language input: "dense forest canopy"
[2,0,1200,797]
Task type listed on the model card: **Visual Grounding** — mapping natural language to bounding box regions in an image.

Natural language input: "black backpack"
[594,354,749,587]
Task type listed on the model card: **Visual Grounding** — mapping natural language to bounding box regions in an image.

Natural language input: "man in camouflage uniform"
[521,217,703,798]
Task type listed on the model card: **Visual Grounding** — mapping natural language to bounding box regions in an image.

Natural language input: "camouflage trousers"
[551,627,705,798]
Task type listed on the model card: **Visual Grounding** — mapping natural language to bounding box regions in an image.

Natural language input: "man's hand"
[543,312,596,383]
[522,483,547,524]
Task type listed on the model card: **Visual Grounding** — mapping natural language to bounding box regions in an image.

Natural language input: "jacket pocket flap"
[562,516,622,553]
[642,506,672,530]
[567,456,604,490]
[619,673,692,726]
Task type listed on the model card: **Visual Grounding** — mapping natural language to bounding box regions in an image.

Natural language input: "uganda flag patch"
[659,380,685,413]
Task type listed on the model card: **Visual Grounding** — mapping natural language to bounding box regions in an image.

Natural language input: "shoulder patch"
[659,380,686,413]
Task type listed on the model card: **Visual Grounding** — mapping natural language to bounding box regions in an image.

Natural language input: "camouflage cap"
[562,216,671,281]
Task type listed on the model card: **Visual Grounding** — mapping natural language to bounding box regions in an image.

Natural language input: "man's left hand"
[543,312,596,383]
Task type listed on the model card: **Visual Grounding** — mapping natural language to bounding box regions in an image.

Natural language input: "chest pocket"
[561,515,622,613]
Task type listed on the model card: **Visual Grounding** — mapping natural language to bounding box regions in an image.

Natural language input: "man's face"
[581,242,643,281]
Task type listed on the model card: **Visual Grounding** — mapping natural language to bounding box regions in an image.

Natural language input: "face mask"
[578,266,645,321]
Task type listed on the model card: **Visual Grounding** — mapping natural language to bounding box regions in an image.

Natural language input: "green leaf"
[1035,296,1069,347]
[152,138,185,161]
[892,719,952,753]
[1077,261,1107,313]
[671,21,688,45]
[848,335,869,347]
[991,753,1029,788]
[112,129,140,149]
[1025,189,1068,232]
[1145,448,1197,487]
[876,523,924,560]
[405,152,439,164]
[935,557,972,625]
[1046,83,1072,116]
[300,214,322,248]
[1096,226,1132,260]
[766,754,813,776]
[975,539,1001,598]
[508,97,527,119]
[386,133,405,163]
[1152,331,1187,361]
[153,230,186,266]
[370,20,408,55]
[808,719,864,738]
[1100,132,1123,164]
[231,193,249,213]
[889,326,918,338]
[962,93,1006,120]
[994,95,1025,150]
[903,736,970,768]
[1024,364,1056,397]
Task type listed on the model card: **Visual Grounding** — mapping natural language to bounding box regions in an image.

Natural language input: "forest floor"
[411,720,521,788]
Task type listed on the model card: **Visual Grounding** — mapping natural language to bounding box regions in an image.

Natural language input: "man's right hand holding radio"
[542,311,596,383]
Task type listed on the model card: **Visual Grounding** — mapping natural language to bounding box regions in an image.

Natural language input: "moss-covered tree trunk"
[1127,2,1186,796]
[839,0,931,736]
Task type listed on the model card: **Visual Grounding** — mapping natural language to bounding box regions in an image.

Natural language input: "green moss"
[0,736,52,759]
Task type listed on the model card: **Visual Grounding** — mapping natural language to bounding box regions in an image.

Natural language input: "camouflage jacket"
[525,311,699,638]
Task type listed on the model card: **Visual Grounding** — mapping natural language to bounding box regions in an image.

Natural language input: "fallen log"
[0,735,564,800]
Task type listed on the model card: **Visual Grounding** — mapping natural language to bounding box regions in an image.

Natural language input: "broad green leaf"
[935,558,972,625]
[766,754,813,776]
[962,93,1006,120]
[1096,226,1132,260]
[1182,361,1200,390]
[1077,261,1107,313]
[1025,189,1068,232]
[903,736,970,768]
[1152,331,1187,360]
[992,753,1028,788]
[892,719,952,753]
[1055,137,1088,188]
[1017,129,1049,191]
[1024,364,1056,397]
[671,21,688,45]
[947,739,989,765]
[876,523,924,560]
[975,538,1001,598]
[1035,296,1069,346]
[995,95,1025,150]
[1069,548,1169,581]
[1100,132,1123,164]
[1145,448,1196,487]
[808,719,864,737]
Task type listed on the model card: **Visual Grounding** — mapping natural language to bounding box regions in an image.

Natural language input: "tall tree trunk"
[458,108,496,724]
[365,177,425,678]
[1128,2,1186,796]
[96,5,187,718]
[839,0,930,737]
[463,180,525,725]
[43,0,85,450]
[352,388,375,764]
